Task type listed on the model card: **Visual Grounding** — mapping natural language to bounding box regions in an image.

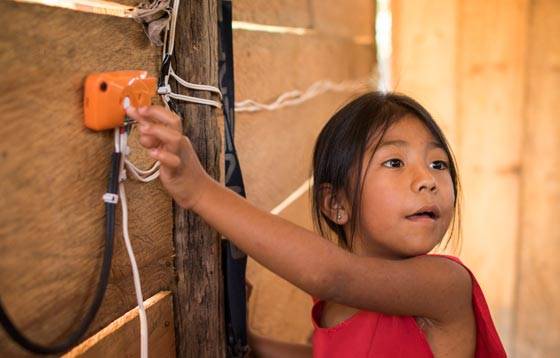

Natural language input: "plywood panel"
[311,0,374,40]
[64,291,175,358]
[236,92,359,212]
[0,3,174,356]
[515,0,560,356]
[391,0,458,146]
[233,0,312,28]
[233,31,373,211]
[457,0,528,351]
[234,30,373,106]
[247,191,315,344]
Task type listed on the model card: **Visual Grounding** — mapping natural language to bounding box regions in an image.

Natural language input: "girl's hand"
[126,105,211,209]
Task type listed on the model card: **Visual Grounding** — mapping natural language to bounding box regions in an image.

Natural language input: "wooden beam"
[62,291,175,358]
[171,0,225,357]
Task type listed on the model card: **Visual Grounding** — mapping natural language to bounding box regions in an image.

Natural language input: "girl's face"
[348,115,455,259]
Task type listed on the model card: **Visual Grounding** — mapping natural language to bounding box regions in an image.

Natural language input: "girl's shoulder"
[424,253,472,278]
[425,253,507,357]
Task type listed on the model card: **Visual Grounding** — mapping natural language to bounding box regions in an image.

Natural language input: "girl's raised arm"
[128,106,472,326]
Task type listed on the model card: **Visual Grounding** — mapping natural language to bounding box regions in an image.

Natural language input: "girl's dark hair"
[311,91,461,254]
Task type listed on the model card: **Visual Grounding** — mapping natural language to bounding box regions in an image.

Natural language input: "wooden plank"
[391,0,459,146]
[247,257,314,345]
[0,2,174,356]
[233,0,312,28]
[63,291,175,358]
[234,30,373,105]
[514,0,560,356]
[311,0,374,41]
[233,31,373,211]
[274,184,314,230]
[170,0,225,357]
[235,92,359,212]
[456,0,528,351]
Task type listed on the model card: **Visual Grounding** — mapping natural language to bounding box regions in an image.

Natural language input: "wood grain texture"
[236,92,360,213]
[391,0,459,147]
[170,0,225,357]
[0,2,174,357]
[311,0,374,40]
[233,0,312,28]
[63,291,175,358]
[233,31,373,212]
[456,1,528,351]
[234,30,373,106]
[515,0,560,356]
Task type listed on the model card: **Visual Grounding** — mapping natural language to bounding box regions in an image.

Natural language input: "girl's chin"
[401,236,441,256]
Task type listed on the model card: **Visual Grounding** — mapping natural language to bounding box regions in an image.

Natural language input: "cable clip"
[157,84,171,95]
[102,193,119,204]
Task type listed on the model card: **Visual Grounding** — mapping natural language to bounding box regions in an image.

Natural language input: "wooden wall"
[0,0,375,356]
[516,0,560,355]
[392,0,560,356]
[233,0,375,344]
[0,2,175,356]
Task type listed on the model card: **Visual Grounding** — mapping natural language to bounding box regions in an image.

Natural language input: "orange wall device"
[84,71,156,131]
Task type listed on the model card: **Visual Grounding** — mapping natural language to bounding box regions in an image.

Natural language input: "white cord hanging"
[114,128,149,358]
[235,78,369,113]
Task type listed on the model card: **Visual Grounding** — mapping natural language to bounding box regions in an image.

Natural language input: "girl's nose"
[412,165,437,193]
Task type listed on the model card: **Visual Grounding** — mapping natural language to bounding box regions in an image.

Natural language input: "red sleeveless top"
[311,254,507,357]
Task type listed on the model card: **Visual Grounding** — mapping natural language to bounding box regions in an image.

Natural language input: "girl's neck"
[349,239,409,260]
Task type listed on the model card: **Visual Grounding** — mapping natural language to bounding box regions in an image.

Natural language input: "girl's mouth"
[406,213,437,222]
[405,205,440,221]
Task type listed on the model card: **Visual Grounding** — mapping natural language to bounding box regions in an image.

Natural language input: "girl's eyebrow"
[378,139,445,150]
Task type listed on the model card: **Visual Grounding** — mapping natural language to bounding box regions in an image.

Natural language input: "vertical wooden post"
[171,0,225,357]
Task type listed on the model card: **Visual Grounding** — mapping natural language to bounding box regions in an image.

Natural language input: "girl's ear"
[319,183,349,225]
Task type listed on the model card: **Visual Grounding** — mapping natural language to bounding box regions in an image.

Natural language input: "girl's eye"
[383,159,404,168]
[431,160,449,170]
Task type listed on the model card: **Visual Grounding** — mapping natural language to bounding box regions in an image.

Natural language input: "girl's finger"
[140,121,183,154]
[148,148,181,169]
[125,107,145,123]
[137,131,162,149]
[138,106,182,131]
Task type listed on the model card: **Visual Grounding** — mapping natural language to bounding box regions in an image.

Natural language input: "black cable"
[0,152,121,355]
[218,1,250,357]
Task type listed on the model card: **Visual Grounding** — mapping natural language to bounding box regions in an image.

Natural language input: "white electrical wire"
[157,0,223,108]
[125,158,160,183]
[169,67,223,98]
[125,159,160,176]
[235,79,369,113]
[163,0,180,57]
[115,128,149,358]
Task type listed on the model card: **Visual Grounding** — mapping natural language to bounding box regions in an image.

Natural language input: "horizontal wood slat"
[63,291,175,358]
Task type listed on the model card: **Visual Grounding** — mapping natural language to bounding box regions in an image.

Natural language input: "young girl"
[126,92,506,357]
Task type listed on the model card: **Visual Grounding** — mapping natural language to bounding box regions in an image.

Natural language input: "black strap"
[0,152,120,355]
[218,1,250,357]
